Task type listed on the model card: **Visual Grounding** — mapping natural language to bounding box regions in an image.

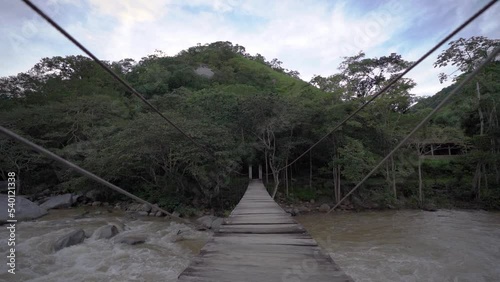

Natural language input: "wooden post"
[265,151,269,184]
[258,164,262,180]
[309,150,312,189]
[418,156,423,206]
[285,158,289,196]
[391,154,396,199]
[248,165,252,180]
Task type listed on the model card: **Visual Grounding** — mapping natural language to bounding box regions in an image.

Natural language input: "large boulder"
[211,218,224,231]
[0,195,47,223]
[141,204,152,213]
[137,211,148,216]
[319,204,331,213]
[196,215,224,230]
[53,229,85,252]
[113,234,146,245]
[40,193,74,210]
[196,215,217,229]
[93,225,119,240]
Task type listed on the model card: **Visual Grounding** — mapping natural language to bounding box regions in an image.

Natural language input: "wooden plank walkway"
[178,180,353,282]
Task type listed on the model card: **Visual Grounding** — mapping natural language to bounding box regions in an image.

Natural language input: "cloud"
[88,0,170,23]
[0,0,498,97]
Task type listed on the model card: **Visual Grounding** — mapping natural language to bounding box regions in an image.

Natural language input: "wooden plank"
[178,180,353,282]
[218,224,304,234]
[225,216,295,225]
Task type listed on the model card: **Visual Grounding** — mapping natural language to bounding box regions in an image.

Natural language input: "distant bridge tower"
[248,165,263,180]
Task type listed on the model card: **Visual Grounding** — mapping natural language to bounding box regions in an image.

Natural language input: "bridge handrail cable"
[21,0,215,159]
[278,0,498,173]
[327,45,500,213]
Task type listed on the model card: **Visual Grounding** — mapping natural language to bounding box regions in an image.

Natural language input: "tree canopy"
[1,37,499,212]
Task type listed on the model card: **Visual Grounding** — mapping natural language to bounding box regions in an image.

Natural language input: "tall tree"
[435,36,500,198]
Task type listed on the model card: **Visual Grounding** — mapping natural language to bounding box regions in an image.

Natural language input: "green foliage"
[338,137,377,182]
[1,37,499,211]
[292,188,317,201]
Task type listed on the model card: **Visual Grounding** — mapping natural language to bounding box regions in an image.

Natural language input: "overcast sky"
[1,0,499,96]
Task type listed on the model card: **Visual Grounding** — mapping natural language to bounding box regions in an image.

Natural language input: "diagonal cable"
[21,0,214,158]
[0,125,205,228]
[327,46,500,214]
[279,0,498,173]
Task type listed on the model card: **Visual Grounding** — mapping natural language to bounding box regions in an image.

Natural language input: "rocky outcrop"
[0,195,47,223]
[40,193,74,210]
[93,225,119,240]
[53,229,85,252]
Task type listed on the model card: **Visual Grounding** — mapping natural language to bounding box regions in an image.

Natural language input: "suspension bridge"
[178,180,352,281]
[1,0,498,281]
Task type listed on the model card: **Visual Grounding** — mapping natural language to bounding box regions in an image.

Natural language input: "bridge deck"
[178,180,353,282]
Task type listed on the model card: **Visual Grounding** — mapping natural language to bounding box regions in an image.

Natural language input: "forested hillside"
[1,37,499,213]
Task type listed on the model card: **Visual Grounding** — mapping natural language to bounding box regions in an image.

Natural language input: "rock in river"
[93,225,119,240]
[113,234,147,245]
[53,229,85,252]
[40,193,74,210]
[211,217,224,231]
[196,215,224,231]
[0,195,47,223]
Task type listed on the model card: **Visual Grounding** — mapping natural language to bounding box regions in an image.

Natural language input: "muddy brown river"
[0,209,499,281]
[296,210,500,282]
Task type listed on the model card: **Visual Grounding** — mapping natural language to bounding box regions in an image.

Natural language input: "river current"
[0,209,499,281]
[296,210,500,282]
[0,208,209,282]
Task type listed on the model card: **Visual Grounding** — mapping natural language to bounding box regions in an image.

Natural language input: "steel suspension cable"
[21,0,214,158]
[327,46,500,214]
[20,0,229,221]
[0,125,206,228]
[278,0,498,173]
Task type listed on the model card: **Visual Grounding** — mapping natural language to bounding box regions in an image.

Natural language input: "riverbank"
[266,181,500,216]
[0,207,211,281]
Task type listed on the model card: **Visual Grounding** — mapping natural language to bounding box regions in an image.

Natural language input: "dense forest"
[1,36,499,214]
